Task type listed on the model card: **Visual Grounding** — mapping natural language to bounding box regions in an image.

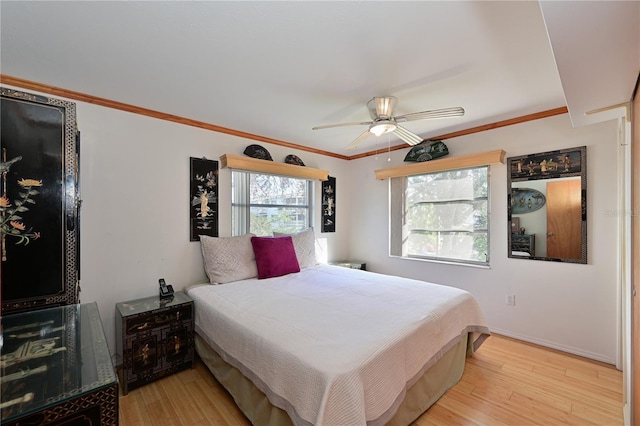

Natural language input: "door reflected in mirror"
[507,146,586,264]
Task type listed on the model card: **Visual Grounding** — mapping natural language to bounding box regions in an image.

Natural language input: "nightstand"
[115,291,194,395]
[329,260,367,270]
[512,233,536,256]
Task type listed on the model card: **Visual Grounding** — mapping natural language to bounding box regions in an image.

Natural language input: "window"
[232,171,313,236]
[390,166,489,265]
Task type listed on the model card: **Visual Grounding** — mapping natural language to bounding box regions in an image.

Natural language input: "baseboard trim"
[489,327,617,366]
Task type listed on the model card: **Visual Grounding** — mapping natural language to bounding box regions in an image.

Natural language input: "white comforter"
[188,264,489,426]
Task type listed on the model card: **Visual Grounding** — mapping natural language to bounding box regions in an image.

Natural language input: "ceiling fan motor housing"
[367,96,397,120]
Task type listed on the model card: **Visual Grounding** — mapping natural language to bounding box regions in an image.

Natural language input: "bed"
[189,230,490,426]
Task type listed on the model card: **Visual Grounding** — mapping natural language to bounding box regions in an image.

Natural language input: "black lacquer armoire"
[1,87,80,315]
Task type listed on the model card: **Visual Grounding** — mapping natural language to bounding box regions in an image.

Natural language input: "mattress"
[187,264,489,426]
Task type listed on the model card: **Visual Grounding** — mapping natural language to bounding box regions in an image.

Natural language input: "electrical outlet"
[505,294,516,306]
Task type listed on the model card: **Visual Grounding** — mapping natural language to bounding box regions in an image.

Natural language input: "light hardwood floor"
[119,334,623,425]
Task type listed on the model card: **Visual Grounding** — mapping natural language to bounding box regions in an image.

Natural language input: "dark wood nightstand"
[115,291,194,395]
[512,233,536,256]
[329,260,367,270]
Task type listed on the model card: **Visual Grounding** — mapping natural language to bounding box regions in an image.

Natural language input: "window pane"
[249,174,308,206]
[408,200,488,231]
[249,206,309,236]
[408,202,476,231]
[407,175,475,203]
[398,166,489,265]
[406,232,488,262]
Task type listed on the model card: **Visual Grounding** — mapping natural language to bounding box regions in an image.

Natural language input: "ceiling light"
[369,120,397,136]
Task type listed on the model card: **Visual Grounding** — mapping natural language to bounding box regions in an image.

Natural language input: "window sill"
[389,254,491,269]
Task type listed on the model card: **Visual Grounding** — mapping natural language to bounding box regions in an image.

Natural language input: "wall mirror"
[507,146,586,264]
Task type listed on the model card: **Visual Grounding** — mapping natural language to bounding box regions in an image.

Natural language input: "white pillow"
[273,228,318,269]
[200,234,257,284]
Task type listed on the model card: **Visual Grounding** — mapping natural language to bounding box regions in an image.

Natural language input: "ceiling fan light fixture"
[370,120,397,136]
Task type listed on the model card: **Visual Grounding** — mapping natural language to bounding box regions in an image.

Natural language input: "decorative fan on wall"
[312,96,464,149]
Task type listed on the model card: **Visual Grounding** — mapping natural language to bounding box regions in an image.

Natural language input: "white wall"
[347,114,620,363]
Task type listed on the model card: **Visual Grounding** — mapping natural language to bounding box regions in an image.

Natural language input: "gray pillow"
[273,228,318,269]
[200,234,257,284]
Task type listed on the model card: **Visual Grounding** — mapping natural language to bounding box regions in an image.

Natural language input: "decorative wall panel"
[321,176,336,233]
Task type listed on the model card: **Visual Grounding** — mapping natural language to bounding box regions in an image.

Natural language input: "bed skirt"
[195,332,474,426]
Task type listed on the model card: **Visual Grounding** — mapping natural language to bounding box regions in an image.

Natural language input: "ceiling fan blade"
[395,107,465,123]
[346,130,372,150]
[312,121,372,130]
[393,125,424,146]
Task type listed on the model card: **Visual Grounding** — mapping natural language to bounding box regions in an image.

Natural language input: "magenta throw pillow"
[251,236,301,279]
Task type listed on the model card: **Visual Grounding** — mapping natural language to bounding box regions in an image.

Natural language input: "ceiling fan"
[312,96,464,149]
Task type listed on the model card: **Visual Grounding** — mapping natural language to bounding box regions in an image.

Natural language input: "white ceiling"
[1,1,638,158]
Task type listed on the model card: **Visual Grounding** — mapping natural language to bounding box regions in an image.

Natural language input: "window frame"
[231,170,314,236]
[390,165,490,267]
